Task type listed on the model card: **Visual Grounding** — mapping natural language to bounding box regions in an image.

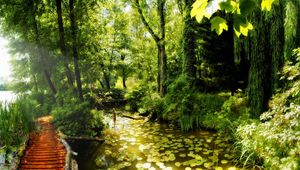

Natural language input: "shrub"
[52,101,105,137]
[202,93,250,132]
[125,85,147,112]
[235,48,300,169]
[162,75,227,130]
[138,93,165,117]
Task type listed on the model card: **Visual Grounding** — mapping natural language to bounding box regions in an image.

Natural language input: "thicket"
[235,48,300,169]
[0,97,36,166]
[126,75,232,131]
[52,93,106,137]
[126,48,300,169]
[0,97,35,147]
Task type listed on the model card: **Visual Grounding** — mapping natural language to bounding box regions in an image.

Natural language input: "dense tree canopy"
[0,0,299,169]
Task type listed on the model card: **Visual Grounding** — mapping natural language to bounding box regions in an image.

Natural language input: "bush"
[52,101,105,137]
[138,93,165,117]
[125,85,147,112]
[162,75,227,131]
[235,48,300,169]
[202,93,250,132]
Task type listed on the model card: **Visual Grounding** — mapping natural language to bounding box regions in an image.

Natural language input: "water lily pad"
[206,139,212,143]
[221,160,228,164]
[179,153,186,157]
[175,162,181,167]
[136,163,142,168]
[185,167,192,170]
[215,167,223,170]
[156,162,164,168]
[204,162,213,168]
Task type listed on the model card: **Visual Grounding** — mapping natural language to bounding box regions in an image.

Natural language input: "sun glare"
[0,37,12,82]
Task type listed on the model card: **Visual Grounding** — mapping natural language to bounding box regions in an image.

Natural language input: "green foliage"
[0,97,35,147]
[191,0,276,36]
[138,93,165,117]
[202,93,250,132]
[125,86,147,112]
[261,0,279,11]
[210,16,228,35]
[52,101,105,137]
[163,75,226,131]
[235,48,300,169]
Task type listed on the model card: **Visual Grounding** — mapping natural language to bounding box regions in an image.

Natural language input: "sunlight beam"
[0,37,12,84]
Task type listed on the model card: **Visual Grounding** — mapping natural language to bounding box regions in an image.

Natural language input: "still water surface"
[70,115,245,170]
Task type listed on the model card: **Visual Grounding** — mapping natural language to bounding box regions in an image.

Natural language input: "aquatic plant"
[0,97,35,147]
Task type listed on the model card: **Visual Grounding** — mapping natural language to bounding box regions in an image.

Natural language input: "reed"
[0,96,35,147]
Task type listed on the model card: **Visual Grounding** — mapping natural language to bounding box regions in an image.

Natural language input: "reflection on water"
[0,91,16,104]
[71,115,243,170]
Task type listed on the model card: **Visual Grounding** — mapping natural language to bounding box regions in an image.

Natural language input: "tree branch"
[134,0,160,43]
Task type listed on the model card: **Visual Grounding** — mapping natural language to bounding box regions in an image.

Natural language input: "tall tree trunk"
[55,0,74,86]
[99,80,105,89]
[224,16,237,95]
[104,72,111,90]
[284,0,300,60]
[32,74,39,93]
[182,0,197,80]
[30,0,57,96]
[135,0,167,96]
[248,5,284,118]
[270,1,284,91]
[121,55,127,89]
[43,70,57,95]
[157,0,167,96]
[69,0,84,102]
[158,43,167,95]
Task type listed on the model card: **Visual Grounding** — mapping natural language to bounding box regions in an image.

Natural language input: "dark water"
[67,140,104,170]
[69,116,242,170]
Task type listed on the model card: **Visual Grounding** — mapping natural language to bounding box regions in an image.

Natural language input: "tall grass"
[0,96,35,147]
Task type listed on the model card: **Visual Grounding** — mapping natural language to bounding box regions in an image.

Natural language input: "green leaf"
[240,22,253,36]
[233,15,247,32]
[261,0,278,11]
[210,16,228,35]
[191,0,209,22]
[234,21,254,37]
[219,0,239,14]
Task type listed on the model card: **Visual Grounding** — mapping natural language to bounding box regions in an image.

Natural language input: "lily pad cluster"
[97,117,240,170]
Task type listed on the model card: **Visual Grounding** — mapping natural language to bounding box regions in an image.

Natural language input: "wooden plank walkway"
[19,116,66,170]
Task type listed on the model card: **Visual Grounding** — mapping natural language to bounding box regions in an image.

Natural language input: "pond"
[70,115,243,170]
[0,91,16,104]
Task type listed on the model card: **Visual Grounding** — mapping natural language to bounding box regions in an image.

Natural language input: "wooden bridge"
[19,116,67,170]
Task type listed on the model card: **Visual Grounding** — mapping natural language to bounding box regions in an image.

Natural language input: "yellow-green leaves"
[234,20,254,37]
[219,0,240,14]
[191,0,278,37]
[233,15,254,37]
[191,0,210,22]
[191,0,229,35]
[210,17,228,35]
[240,22,253,36]
[261,0,278,11]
